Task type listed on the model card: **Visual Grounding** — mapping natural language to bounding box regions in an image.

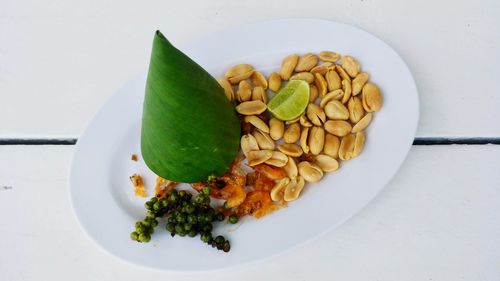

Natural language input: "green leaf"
[141,31,241,183]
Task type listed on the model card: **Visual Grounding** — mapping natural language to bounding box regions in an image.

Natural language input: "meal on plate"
[129,30,383,252]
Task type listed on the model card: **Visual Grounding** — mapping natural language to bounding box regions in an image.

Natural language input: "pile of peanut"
[218,51,383,202]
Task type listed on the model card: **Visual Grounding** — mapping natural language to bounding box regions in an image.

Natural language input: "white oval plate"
[70,19,419,272]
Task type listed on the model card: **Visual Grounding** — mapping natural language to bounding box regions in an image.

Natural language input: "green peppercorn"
[215,212,225,222]
[130,231,139,241]
[228,215,238,224]
[222,241,231,252]
[145,201,154,210]
[194,194,206,204]
[175,224,184,234]
[207,208,215,216]
[153,202,161,210]
[199,213,210,224]
[160,198,169,208]
[147,211,157,219]
[138,233,151,243]
[196,213,205,223]
[215,235,225,244]
[188,230,198,237]
[200,233,212,243]
[201,186,211,195]
[168,193,178,203]
[142,220,152,228]
[185,203,195,214]
[202,223,213,233]
[178,190,187,199]
[150,219,158,227]
[166,222,175,233]
[136,225,148,235]
[187,214,197,224]
[202,196,211,206]
[168,215,176,223]
[135,221,143,229]
[176,213,186,223]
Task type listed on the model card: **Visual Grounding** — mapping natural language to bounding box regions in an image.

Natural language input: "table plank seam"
[1,137,500,145]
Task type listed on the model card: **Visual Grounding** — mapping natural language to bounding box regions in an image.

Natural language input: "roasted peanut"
[300,127,310,154]
[253,130,275,150]
[309,84,319,102]
[268,72,282,92]
[284,176,305,202]
[323,134,340,158]
[352,132,365,158]
[325,69,341,91]
[335,65,351,81]
[341,79,352,104]
[300,114,313,128]
[247,150,273,166]
[352,113,373,133]
[295,53,318,72]
[314,73,327,98]
[320,90,344,108]
[362,83,383,112]
[306,103,326,126]
[347,97,365,123]
[278,143,303,157]
[270,177,290,201]
[340,55,360,78]
[269,118,285,141]
[298,161,323,182]
[251,86,267,103]
[324,100,349,120]
[352,72,369,96]
[308,126,325,155]
[338,134,355,161]
[245,115,269,133]
[311,62,333,75]
[324,120,352,137]
[314,154,339,172]
[265,151,289,167]
[318,51,340,62]
[251,71,268,89]
[225,64,254,84]
[280,54,299,80]
[218,79,234,101]
[290,72,315,83]
[236,100,267,115]
[284,123,301,143]
[240,134,259,157]
[237,80,252,102]
[283,156,298,178]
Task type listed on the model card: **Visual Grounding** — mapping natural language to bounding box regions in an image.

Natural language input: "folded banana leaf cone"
[141,31,241,183]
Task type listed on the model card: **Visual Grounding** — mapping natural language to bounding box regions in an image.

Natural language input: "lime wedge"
[267,80,310,121]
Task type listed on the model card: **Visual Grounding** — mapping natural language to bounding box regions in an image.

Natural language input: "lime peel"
[267,80,310,121]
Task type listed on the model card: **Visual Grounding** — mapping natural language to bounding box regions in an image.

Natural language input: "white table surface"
[1,0,500,280]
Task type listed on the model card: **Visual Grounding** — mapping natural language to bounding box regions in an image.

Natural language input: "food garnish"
[218,51,382,208]
[134,31,383,251]
[130,188,231,252]
[130,173,147,197]
[140,31,240,183]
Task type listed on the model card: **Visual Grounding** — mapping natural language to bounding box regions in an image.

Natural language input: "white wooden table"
[1,1,499,280]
